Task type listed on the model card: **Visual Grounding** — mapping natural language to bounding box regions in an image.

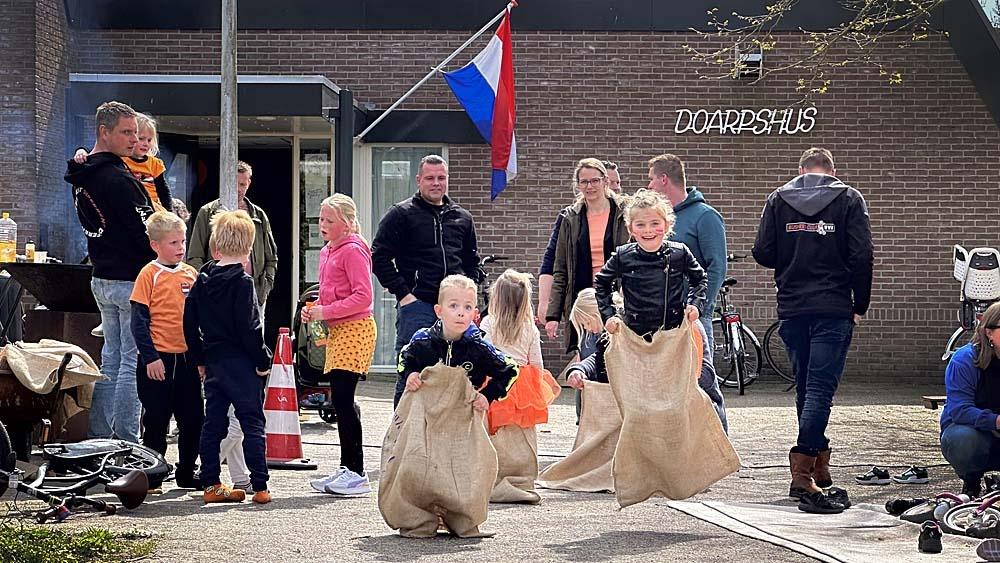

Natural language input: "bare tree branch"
[683,0,948,102]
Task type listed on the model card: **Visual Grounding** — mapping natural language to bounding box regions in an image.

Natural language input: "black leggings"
[329,370,363,475]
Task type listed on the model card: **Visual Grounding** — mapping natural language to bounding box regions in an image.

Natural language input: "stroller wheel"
[319,407,337,424]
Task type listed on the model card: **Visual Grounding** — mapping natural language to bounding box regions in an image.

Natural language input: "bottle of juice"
[0,212,16,263]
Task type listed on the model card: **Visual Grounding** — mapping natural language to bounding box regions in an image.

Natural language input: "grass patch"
[0,523,156,563]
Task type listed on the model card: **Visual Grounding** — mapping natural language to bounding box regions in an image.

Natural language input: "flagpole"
[354,1,517,144]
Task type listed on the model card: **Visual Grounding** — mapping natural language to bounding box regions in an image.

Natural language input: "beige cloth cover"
[0,340,102,408]
[378,364,499,538]
[536,380,621,493]
[489,425,541,504]
[606,320,740,507]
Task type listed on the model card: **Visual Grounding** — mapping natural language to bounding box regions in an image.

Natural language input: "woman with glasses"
[940,302,1000,498]
[543,158,629,351]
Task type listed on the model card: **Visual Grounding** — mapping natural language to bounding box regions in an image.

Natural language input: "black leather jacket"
[594,241,708,336]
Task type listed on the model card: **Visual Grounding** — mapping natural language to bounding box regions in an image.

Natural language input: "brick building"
[2,0,999,380]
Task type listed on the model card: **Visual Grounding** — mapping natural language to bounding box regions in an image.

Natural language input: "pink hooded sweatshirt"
[316,233,373,326]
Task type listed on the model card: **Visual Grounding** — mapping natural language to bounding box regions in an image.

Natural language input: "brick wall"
[0,0,38,246]
[34,0,69,257]
[67,28,1000,381]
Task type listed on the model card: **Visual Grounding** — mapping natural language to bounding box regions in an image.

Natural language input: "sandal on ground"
[855,466,891,485]
[797,491,846,514]
[893,466,930,484]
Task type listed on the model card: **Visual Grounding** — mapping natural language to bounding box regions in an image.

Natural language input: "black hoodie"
[183,262,272,372]
[752,173,874,320]
[64,152,155,280]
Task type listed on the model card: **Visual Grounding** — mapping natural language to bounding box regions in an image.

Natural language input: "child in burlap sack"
[479,270,560,504]
[591,189,727,425]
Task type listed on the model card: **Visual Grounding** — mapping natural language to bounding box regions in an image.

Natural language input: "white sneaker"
[310,467,347,493]
[91,323,104,338]
[324,469,371,495]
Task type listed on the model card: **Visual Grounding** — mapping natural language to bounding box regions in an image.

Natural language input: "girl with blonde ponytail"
[301,193,377,495]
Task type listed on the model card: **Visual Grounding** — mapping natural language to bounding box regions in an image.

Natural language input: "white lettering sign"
[674,107,817,135]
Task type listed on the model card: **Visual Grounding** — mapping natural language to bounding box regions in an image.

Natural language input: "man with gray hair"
[65,100,155,442]
[371,154,483,408]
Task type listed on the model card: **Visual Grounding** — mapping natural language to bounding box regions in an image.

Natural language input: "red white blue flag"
[443,8,517,200]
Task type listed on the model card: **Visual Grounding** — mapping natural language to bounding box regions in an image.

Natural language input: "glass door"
[298,139,333,295]
[370,146,444,371]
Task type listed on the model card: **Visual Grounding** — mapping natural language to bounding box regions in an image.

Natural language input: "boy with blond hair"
[399,275,519,410]
[184,210,273,504]
[130,211,202,489]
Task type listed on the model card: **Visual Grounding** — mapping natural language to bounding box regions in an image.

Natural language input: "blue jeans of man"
[199,355,269,492]
[89,278,141,442]
[695,319,728,433]
[393,299,438,408]
[778,316,854,455]
[940,424,1000,483]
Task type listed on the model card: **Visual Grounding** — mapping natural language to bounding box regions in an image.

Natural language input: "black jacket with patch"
[397,321,518,403]
[752,173,874,320]
[371,193,482,305]
[64,152,155,281]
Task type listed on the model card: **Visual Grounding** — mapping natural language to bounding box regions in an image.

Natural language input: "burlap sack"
[536,380,621,493]
[378,364,499,538]
[607,319,740,508]
[489,425,541,504]
[1,339,102,398]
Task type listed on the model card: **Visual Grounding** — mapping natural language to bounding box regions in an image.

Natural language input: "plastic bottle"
[0,213,16,263]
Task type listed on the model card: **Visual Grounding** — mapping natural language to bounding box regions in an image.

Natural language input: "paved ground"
[3,375,970,562]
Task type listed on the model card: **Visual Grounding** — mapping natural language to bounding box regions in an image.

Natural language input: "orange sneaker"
[203,483,246,503]
[252,489,272,504]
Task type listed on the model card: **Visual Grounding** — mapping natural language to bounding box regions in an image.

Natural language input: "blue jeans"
[393,299,438,408]
[940,424,1000,483]
[779,316,854,455]
[89,278,141,442]
[695,319,728,433]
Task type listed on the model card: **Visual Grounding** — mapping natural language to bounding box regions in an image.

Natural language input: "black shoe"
[826,486,851,509]
[797,491,846,514]
[963,478,984,499]
[918,521,943,554]
[855,466,891,485]
[885,497,929,516]
[175,471,201,490]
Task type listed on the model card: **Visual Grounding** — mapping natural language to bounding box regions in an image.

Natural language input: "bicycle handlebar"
[727,253,748,263]
[480,255,508,265]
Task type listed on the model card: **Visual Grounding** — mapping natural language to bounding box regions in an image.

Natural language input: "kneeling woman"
[941,301,1000,498]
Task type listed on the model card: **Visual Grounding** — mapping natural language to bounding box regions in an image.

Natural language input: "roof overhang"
[68,74,343,118]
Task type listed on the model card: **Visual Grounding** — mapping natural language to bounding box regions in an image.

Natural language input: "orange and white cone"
[264,327,317,470]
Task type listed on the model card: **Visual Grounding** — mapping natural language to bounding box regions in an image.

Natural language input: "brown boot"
[814,448,832,489]
[789,451,822,499]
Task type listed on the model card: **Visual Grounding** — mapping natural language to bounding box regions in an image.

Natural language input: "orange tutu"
[487,364,561,435]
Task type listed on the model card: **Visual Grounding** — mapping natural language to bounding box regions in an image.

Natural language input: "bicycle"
[477,254,507,319]
[762,320,795,386]
[712,253,762,395]
[941,245,1000,361]
[0,419,169,523]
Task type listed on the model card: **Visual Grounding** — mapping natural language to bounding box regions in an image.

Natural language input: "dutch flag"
[443,8,517,200]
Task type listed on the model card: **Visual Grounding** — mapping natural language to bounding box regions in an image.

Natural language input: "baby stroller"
[292,285,337,423]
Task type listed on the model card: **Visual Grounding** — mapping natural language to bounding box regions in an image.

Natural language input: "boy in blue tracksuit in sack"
[184,210,273,504]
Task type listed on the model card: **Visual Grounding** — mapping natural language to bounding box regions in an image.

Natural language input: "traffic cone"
[264,327,317,470]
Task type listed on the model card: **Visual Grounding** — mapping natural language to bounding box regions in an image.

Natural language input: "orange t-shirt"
[130,261,198,353]
[125,156,167,211]
[587,208,610,278]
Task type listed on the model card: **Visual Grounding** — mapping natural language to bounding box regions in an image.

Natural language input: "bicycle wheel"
[104,442,172,488]
[763,321,795,383]
[713,320,762,389]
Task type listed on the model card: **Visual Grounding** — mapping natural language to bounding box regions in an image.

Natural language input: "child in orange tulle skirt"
[478,270,559,503]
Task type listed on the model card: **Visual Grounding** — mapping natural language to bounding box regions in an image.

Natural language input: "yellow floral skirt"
[323,316,377,375]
